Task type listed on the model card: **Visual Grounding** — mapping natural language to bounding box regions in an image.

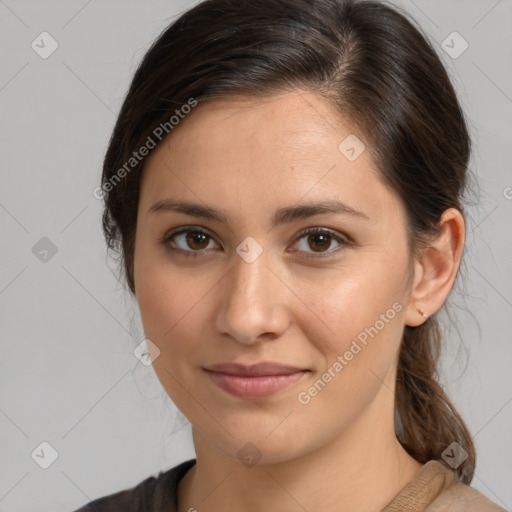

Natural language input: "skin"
[133,89,465,512]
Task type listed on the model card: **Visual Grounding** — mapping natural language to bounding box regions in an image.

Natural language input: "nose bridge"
[233,241,272,298]
[216,241,288,343]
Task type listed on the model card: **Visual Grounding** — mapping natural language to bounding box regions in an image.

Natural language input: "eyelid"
[161,225,351,258]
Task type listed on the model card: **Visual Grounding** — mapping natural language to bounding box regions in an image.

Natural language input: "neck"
[177,400,422,512]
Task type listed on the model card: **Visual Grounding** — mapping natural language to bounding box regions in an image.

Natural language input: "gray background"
[0,0,511,510]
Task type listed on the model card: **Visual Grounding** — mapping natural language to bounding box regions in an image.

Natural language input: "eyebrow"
[148,199,370,227]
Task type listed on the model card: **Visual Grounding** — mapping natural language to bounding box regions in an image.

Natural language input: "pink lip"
[204,362,308,399]
[206,362,305,376]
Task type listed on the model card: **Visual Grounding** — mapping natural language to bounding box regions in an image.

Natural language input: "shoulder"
[383,460,506,512]
[427,480,507,512]
[415,461,507,512]
[71,459,196,512]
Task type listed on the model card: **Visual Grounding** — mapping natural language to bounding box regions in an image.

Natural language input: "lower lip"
[206,370,308,399]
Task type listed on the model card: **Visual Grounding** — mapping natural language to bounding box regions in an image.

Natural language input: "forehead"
[139,90,403,226]
[162,90,347,154]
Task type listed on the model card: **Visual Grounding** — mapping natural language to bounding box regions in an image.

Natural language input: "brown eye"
[290,227,349,258]
[184,231,210,250]
[162,228,219,255]
[307,233,333,252]
[161,226,349,259]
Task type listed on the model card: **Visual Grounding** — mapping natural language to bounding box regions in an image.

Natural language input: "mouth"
[204,362,309,399]
[205,362,306,376]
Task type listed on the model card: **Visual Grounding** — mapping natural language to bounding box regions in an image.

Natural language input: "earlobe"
[404,257,430,327]
[416,305,428,319]
[404,208,465,327]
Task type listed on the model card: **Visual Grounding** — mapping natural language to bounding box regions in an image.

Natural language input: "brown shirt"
[73,458,506,511]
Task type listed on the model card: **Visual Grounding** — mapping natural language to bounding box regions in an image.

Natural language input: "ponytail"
[395,317,475,484]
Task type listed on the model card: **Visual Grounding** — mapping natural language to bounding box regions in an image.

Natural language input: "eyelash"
[159,226,351,259]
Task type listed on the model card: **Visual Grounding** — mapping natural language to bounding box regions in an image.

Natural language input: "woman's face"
[133,90,417,464]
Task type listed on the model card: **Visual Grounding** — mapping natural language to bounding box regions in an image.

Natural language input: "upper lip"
[204,362,306,376]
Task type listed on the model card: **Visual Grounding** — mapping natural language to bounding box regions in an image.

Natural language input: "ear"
[405,208,465,327]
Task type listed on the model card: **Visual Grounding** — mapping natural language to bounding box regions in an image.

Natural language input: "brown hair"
[100,0,475,483]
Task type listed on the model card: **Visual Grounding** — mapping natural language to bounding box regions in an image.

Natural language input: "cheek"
[294,274,405,427]
[299,258,408,399]
[306,264,405,341]
[135,266,205,404]
[134,233,198,337]
[135,257,194,350]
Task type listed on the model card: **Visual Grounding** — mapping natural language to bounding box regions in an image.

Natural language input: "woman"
[75,0,505,510]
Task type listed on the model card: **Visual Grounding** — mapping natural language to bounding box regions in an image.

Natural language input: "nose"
[215,244,291,346]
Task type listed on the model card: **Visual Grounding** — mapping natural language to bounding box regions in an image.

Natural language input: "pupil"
[187,232,208,249]
[310,234,330,252]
